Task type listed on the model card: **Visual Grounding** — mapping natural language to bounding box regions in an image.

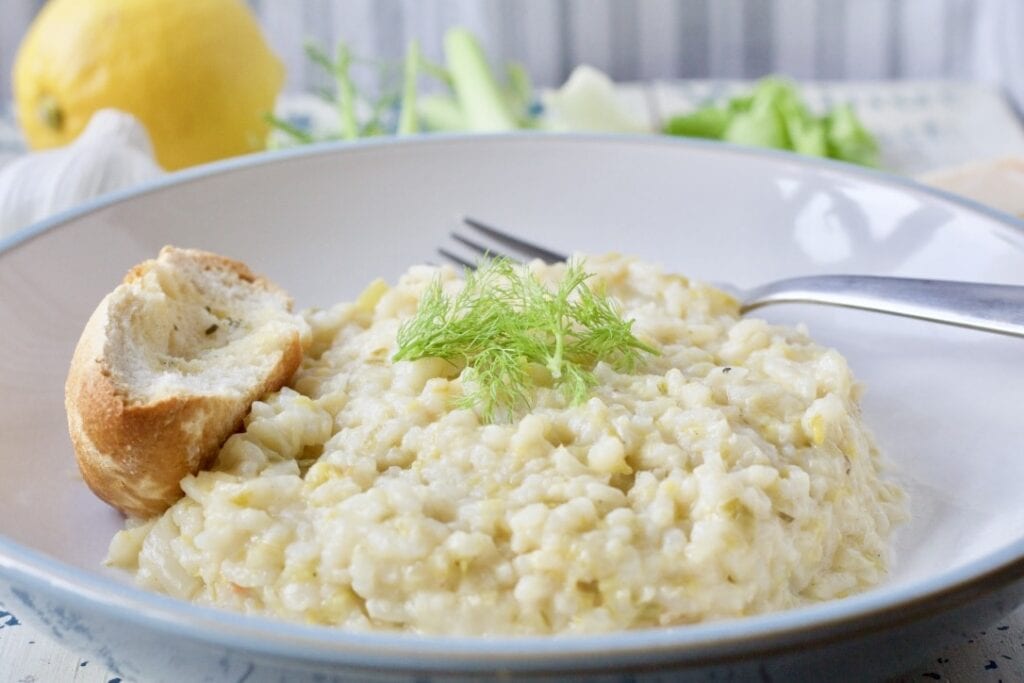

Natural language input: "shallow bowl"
[2,135,1024,682]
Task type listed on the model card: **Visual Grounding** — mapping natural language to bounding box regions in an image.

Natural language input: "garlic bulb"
[0,109,164,239]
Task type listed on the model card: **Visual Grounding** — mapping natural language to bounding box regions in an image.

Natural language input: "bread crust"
[65,248,303,518]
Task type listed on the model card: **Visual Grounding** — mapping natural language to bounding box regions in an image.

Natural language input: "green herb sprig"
[392,258,657,422]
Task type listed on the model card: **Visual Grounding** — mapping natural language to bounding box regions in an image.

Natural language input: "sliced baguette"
[65,246,306,518]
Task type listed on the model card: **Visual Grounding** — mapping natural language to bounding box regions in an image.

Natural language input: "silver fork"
[442,217,1024,339]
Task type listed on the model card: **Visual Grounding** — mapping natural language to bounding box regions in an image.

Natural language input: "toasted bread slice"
[65,247,306,518]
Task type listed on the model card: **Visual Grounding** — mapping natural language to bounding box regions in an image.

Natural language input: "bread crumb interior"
[104,255,301,401]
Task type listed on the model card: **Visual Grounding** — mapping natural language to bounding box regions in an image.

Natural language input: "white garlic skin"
[0,109,165,239]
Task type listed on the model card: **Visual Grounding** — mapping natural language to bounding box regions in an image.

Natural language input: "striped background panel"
[0,0,1015,103]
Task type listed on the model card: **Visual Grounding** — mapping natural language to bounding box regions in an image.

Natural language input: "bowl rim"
[2,132,1024,672]
[4,131,1024,257]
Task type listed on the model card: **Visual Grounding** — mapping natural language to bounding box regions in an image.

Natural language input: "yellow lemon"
[13,0,284,170]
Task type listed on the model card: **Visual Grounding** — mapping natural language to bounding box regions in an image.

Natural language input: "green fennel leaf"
[392,258,657,422]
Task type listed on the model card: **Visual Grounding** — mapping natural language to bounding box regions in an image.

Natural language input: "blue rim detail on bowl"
[2,133,1024,671]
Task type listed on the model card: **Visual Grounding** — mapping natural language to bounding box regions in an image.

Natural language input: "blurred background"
[2,0,1021,106]
[1,0,1023,235]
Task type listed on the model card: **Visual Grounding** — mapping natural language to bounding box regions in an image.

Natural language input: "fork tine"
[450,232,523,263]
[462,217,567,264]
[437,247,477,270]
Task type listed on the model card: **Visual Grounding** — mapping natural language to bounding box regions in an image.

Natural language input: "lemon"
[13,0,284,170]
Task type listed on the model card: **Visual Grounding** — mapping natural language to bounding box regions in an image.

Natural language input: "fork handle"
[741,275,1024,338]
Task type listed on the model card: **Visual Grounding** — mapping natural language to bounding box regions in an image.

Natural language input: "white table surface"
[2,599,1022,682]
[2,80,1024,682]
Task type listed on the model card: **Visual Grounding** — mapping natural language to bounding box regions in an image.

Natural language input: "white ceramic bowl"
[2,135,1024,682]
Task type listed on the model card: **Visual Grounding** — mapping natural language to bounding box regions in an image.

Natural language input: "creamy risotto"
[108,254,905,635]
